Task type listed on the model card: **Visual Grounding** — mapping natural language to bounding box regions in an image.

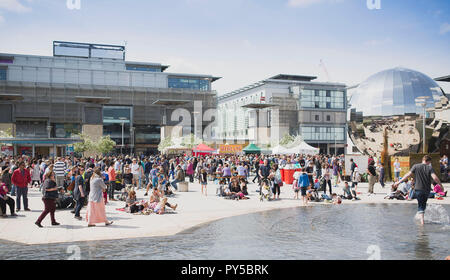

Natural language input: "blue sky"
[0,0,449,94]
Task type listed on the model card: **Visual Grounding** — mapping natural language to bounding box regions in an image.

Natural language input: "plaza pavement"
[0,180,449,245]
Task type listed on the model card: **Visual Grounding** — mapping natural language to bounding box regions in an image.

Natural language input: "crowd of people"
[0,152,446,227]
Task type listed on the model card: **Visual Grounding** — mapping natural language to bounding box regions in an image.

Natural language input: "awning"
[243,143,262,154]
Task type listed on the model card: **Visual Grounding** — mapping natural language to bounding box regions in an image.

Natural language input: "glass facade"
[126,65,161,72]
[300,89,345,109]
[168,77,210,91]
[135,125,161,144]
[0,69,6,80]
[53,123,81,138]
[16,121,48,138]
[103,106,132,145]
[300,126,345,141]
[351,67,443,117]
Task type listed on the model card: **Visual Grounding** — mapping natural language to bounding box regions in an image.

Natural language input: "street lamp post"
[121,121,124,155]
[119,117,127,155]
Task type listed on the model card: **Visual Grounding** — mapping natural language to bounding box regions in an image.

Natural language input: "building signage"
[219,145,243,154]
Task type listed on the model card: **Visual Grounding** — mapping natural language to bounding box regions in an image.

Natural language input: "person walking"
[394,155,442,225]
[367,161,377,196]
[11,161,31,212]
[86,167,113,227]
[73,169,86,220]
[35,172,60,227]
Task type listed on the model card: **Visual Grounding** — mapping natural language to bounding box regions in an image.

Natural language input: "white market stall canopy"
[272,138,320,155]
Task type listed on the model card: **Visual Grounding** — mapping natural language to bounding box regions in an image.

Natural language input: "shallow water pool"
[1,203,449,260]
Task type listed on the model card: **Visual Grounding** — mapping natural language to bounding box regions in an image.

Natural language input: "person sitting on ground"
[125,190,138,210]
[385,185,406,200]
[148,188,177,214]
[397,178,411,197]
[123,167,134,193]
[332,193,342,205]
[433,182,447,197]
[342,181,353,200]
[239,178,248,196]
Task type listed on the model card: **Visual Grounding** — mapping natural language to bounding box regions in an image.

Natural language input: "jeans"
[16,187,28,210]
[379,174,385,188]
[324,179,332,195]
[10,185,16,196]
[74,197,85,217]
[368,175,376,194]
[171,179,179,190]
[36,198,56,224]
[415,189,430,214]
[108,182,115,199]
[394,172,400,180]
[144,173,150,185]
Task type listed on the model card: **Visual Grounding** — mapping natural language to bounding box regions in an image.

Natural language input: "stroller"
[259,178,273,202]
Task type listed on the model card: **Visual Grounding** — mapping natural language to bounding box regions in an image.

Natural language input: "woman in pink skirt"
[86,167,113,227]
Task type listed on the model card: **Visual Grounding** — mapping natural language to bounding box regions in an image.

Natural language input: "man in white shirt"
[131,159,140,188]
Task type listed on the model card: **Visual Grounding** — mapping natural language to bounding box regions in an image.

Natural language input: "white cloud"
[0,15,4,24]
[0,0,32,13]
[439,22,450,35]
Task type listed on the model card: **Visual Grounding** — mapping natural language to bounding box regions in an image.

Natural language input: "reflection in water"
[415,228,432,260]
[0,204,449,260]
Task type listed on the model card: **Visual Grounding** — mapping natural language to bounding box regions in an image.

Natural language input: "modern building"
[0,41,219,157]
[217,74,348,154]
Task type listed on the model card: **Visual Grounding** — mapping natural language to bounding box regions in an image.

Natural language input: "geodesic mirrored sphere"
[348,67,446,156]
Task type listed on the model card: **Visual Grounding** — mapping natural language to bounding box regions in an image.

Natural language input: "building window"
[103,106,132,145]
[0,68,6,80]
[300,89,345,109]
[326,115,331,121]
[135,125,161,144]
[126,64,161,72]
[315,115,319,121]
[168,77,210,91]
[54,123,81,138]
[300,126,345,141]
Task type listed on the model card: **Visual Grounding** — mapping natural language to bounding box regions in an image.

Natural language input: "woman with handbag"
[35,172,60,227]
